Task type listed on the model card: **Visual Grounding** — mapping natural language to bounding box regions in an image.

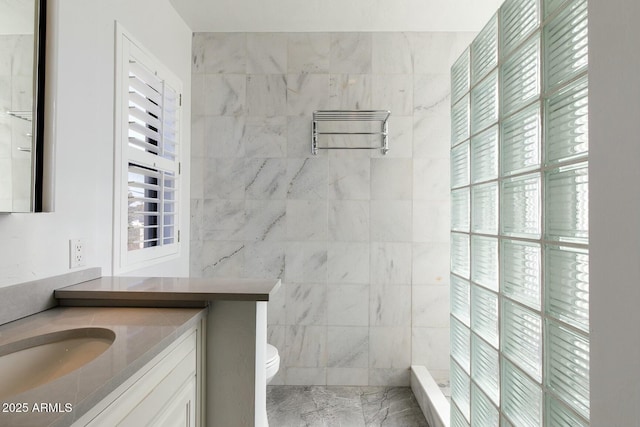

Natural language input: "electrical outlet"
[69,239,85,269]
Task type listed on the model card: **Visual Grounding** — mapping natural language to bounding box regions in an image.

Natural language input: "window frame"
[113,23,183,274]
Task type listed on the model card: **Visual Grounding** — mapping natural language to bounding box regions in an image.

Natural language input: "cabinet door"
[118,349,196,426]
[151,379,196,427]
[84,330,197,427]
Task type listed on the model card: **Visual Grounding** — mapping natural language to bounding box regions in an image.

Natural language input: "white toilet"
[264,343,280,427]
[265,343,280,383]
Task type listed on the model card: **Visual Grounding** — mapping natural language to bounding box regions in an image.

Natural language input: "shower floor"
[266,385,429,427]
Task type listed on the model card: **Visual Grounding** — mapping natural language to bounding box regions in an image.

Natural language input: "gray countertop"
[55,276,282,306]
[0,306,205,427]
[0,275,281,426]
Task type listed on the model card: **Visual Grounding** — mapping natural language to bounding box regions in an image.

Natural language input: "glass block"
[472,333,500,405]
[501,416,514,427]
[471,182,498,235]
[471,14,499,84]
[472,236,499,291]
[501,240,541,310]
[451,141,470,189]
[500,0,539,57]
[545,320,590,418]
[452,360,471,422]
[451,275,471,326]
[545,162,588,243]
[502,359,543,427]
[471,285,499,348]
[501,102,541,176]
[472,384,500,427]
[452,95,470,146]
[545,245,589,332]
[471,71,499,135]
[471,125,498,183]
[451,233,470,279]
[546,394,589,427]
[501,173,541,238]
[544,0,588,91]
[545,75,588,165]
[452,401,471,427]
[544,0,568,18]
[452,189,470,232]
[452,48,470,104]
[501,36,540,115]
[502,300,542,382]
[451,317,471,373]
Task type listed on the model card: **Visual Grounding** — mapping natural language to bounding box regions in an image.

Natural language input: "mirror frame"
[32,0,47,212]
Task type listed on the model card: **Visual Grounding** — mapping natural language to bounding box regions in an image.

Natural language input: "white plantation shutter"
[115,27,182,271]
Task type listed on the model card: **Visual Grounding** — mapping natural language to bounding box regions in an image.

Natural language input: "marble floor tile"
[267,386,429,427]
[360,387,428,427]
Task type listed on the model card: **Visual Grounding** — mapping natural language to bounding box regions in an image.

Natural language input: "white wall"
[0,0,34,35]
[170,0,503,33]
[0,0,192,287]
[590,1,640,425]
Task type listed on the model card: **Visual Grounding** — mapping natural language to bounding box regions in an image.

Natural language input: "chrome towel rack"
[312,110,390,155]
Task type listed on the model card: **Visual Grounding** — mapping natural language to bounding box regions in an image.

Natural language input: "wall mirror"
[0,0,46,213]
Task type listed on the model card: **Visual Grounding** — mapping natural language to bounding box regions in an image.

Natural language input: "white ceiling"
[0,0,34,35]
[169,0,505,33]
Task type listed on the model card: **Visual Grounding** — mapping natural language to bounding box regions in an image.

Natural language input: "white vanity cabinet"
[73,325,203,427]
[56,276,281,427]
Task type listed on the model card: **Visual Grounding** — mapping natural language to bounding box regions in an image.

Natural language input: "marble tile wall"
[190,32,474,386]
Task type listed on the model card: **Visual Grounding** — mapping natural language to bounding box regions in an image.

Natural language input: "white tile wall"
[287,33,330,74]
[327,326,369,368]
[329,33,372,74]
[191,32,470,385]
[204,74,246,116]
[246,33,287,74]
[327,283,369,326]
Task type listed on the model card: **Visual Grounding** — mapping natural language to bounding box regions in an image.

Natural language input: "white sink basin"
[0,327,115,398]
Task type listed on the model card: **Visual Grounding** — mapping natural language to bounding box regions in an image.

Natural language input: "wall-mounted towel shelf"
[312,110,390,155]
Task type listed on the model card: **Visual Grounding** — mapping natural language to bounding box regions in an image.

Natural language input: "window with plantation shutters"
[114,26,182,272]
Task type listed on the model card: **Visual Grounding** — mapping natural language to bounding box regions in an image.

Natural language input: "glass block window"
[472,383,500,426]
[500,102,541,176]
[450,0,589,425]
[501,240,541,310]
[471,126,499,183]
[471,236,499,291]
[452,359,472,422]
[500,0,539,57]
[471,71,499,135]
[472,183,499,235]
[543,0,588,91]
[472,334,500,405]
[452,275,471,326]
[452,142,470,189]
[500,36,540,115]
[471,14,499,85]
[452,317,472,372]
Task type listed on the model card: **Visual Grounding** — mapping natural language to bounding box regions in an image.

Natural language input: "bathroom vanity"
[0,306,205,427]
[77,324,201,426]
[0,275,280,427]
